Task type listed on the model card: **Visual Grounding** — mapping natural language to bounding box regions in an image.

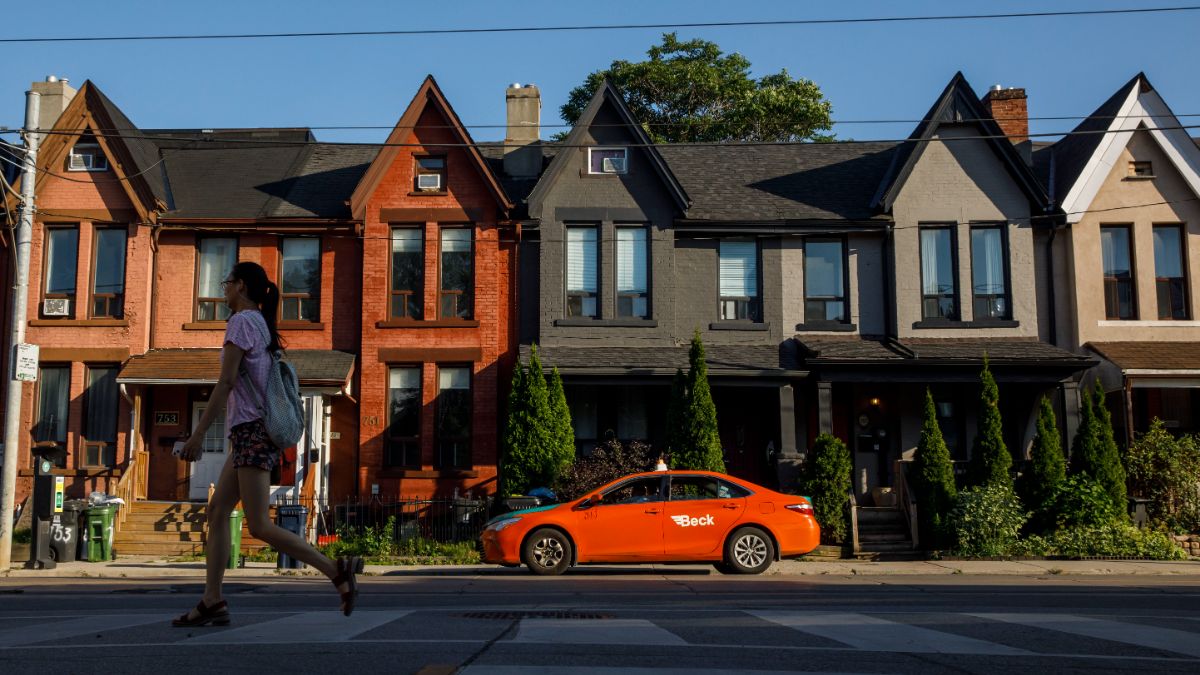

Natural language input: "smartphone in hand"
[172,440,187,460]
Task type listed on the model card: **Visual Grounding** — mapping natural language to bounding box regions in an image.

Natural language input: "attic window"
[67,140,108,172]
[588,148,627,175]
[414,156,446,192]
[1128,161,1154,178]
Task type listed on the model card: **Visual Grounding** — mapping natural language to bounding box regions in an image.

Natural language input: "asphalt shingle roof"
[117,349,356,385]
[1087,342,1200,372]
[796,336,1090,365]
[1043,74,1141,203]
[522,343,800,374]
[660,143,897,222]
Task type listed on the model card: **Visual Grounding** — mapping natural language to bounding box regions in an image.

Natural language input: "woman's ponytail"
[230,261,286,353]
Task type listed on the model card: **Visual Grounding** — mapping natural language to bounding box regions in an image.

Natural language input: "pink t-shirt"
[223,310,273,432]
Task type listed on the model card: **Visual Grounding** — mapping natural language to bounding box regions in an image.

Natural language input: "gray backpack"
[238,316,306,449]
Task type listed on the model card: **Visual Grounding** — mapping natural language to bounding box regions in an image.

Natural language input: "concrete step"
[857,541,917,553]
[859,533,910,544]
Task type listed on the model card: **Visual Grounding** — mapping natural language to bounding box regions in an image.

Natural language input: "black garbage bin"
[276,505,309,569]
[502,496,541,513]
[453,499,484,542]
[49,499,86,563]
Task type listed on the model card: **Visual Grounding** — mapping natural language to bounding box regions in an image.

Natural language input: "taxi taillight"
[785,501,814,516]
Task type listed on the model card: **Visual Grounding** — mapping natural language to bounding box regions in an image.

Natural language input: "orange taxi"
[481,470,819,575]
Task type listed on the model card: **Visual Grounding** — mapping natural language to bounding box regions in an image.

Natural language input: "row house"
[516,75,1098,503]
[1039,73,1200,441]
[3,75,519,512]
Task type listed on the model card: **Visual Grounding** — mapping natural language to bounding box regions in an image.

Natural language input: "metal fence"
[271,494,494,544]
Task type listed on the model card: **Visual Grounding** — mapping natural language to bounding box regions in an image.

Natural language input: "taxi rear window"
[669,476,750,500]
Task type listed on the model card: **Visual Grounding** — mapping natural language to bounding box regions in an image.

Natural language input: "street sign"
[53,476,64,513]
[14,343,39,382]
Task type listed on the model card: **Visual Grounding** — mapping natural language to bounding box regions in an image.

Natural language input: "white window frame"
[67,143,109,172]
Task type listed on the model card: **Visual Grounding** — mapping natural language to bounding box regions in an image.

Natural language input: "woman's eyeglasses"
[220,279,236,289]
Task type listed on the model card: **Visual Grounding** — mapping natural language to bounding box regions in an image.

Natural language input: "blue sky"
[2,1,1197,144]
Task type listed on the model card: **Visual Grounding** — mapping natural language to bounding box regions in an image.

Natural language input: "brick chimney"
[30,75,77,138]
[503,83,541,179]
[981,85,1028,143]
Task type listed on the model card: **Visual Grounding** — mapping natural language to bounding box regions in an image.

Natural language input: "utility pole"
[0,88,40,570]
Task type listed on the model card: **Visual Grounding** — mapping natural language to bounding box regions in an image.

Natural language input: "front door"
[188,402,228,501]
[577,476,665,561]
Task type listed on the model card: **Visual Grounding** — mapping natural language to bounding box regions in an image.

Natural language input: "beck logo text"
[671,514,715,528]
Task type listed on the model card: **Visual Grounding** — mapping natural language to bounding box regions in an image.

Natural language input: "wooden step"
[859,532,910,543]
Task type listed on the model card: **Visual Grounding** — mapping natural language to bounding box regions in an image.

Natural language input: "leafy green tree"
[674,331,726,472]
[545,367,577,487]
[969,355,1013,489]
[664,368,688,461]
[1022,397,1067,533]
[801,433,853,543]
[913,389,958,549]
[1089,383,1128,515]
[559,33,833,143]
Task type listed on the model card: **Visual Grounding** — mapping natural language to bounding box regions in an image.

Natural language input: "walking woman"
[172,261,360,627]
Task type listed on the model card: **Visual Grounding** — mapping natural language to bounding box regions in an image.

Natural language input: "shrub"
[1021,397,1067,534]
[545,367,577,486]
[913,389,958,549]
[1126,419,1200,534]
[501,347,576,495]
[950,483,1028,558]
[1090,383,1128,513]
[969,355,1013,489]
[1047,522,1185,560]
[801,433,852,544]
[1069,384,1101,476]
[1044,474,1122,529]
[673,331,726,472]
[553,439,656,501]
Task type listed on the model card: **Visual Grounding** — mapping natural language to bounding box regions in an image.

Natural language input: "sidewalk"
[5,556,1200,579]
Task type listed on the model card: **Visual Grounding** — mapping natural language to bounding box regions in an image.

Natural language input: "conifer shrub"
[1089,383,1128,515]
[969,355,1013,489]
[1021,397,1067,534]
[801,433,852,543]
[913,389,958,549]
[673,331,726,472]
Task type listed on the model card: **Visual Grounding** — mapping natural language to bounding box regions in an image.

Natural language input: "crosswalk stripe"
[749,611,1030,655]
[512,618,688,646]
[0,613,172,648]
[182,610,412,645]
[971,613,1200,658]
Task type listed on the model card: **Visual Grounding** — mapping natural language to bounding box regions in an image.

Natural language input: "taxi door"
[575,476,665,562]
[663,475,747,559]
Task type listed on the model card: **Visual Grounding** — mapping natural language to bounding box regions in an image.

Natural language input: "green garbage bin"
[228,509,243,569]
[85,504,117,562]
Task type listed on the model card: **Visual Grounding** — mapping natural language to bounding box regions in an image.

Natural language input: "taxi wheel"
[724,527,775,575]
[522,528,573,576]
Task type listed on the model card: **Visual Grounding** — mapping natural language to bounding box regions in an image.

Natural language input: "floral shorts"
[230,419,280,472]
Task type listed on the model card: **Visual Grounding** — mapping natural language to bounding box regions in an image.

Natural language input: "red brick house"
[348,76,516,499]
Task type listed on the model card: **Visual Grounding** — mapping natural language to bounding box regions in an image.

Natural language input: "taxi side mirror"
[575,493,602,510]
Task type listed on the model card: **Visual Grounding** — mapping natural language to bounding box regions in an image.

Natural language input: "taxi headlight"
[488,517,522,532]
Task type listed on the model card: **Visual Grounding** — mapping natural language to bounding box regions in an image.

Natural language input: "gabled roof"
[525,79,689,218]
[1051,73,1200,223]
[660,142,897,222]
[873,72,1049,213]
[10,80,168,220]
[349,75,512,220]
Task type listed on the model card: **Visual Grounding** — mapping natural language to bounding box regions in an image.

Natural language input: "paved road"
[3,570,1199,674]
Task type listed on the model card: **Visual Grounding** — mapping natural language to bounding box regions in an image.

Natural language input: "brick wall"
[354,103,514,498]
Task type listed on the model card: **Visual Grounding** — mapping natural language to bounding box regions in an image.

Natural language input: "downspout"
[882,223,895,340]
[1046,224,1058,346]
[149,226,160,349]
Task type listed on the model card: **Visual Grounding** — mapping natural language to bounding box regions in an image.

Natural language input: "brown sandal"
[332,556,364,616]
[172,599,230,627]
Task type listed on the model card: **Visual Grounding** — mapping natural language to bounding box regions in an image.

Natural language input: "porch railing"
[847,489,861,556]
[111,449,149,535]
[893,459,919,550]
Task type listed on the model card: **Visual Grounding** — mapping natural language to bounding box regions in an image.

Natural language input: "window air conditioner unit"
[417,174,442,191]
[67,146,107,172]
[42,298,70,316]
[602,157,626,173]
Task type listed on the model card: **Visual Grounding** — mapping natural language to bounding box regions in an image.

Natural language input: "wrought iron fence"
[271,493,494,545]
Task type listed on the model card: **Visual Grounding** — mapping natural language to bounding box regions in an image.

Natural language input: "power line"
[5,123,1200,153]
[4,111,1197,134]
[1,6,1197,44]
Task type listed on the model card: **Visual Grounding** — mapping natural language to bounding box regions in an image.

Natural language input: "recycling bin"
[48,499,86,563]
[276,504,308,569]
[85,504,117,562]
[228,509,244,569]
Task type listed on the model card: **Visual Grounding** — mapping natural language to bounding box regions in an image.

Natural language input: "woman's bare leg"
[202,456,239,608]
[237,467,338,580]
